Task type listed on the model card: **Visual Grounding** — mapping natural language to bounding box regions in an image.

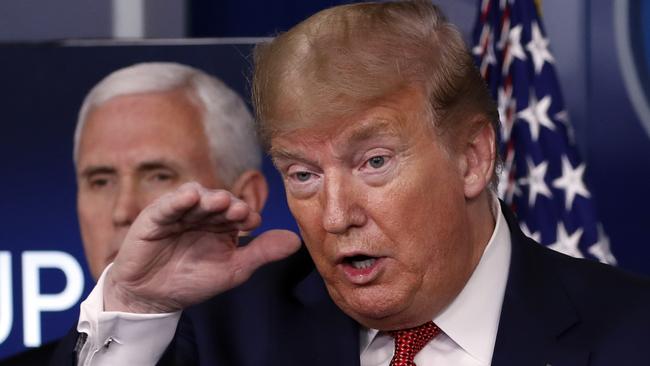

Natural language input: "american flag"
[471,0,616,264]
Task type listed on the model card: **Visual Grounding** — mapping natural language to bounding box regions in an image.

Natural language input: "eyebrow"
[345,119,401,144]
[79,165,115,179]
[136,161,176,173]
[270,148,319,168]
[270,119,402,165]
[79,160,177,178]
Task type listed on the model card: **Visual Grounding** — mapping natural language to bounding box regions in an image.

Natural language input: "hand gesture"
[103,182,301,313]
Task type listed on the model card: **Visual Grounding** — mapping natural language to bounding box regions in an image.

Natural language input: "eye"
[152,172,172,181]
[146,169,177,184]
[89,178,109,189]
[87,175,113,190]
[294,171,313,182]
[285,164,321,196]
[358,151,395,184]
[367,156,386,169]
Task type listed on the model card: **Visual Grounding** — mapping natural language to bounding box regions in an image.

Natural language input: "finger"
[139,209,260,242]
[145,202,261,241]
[162,213,259,237]
[147,182,203,226]
[229,230,302,285]
[180,189,235,224]
[181,197,261,231]
[225,201,262,231]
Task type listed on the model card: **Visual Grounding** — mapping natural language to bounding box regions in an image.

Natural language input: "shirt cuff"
[76,263,182,366]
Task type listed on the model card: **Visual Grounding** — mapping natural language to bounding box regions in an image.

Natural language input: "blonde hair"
[252,0,500,183]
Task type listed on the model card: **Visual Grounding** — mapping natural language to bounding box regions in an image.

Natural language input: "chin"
[330,284,413,329]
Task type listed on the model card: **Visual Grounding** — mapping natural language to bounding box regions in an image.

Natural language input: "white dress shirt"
[77,204,511,366]
[360,205,511,366]
[76,264,181,366]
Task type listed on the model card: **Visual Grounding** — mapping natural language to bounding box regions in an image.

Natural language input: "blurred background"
[1,0,649,360]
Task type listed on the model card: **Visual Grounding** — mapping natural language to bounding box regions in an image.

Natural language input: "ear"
[230,170,269,213]
[459,118,496,199]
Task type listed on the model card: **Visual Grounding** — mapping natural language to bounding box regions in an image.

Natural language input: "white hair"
[73,62,261,186]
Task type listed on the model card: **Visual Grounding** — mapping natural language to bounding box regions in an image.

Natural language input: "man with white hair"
[1,62,269,365]
[73,62,268,282]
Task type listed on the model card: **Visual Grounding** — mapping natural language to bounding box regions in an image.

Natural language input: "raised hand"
[103,182,301,313]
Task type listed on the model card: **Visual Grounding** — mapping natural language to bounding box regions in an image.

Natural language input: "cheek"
[78,217,107,279]
[142,187,173,207]
[204,172,226,189]
[77,195,113,251]
[78,216,104,256]
[139,179,193,213]
[370,158,465,264]
[286,193,322,238]
[286,197,331,263]
[78,198,104,238]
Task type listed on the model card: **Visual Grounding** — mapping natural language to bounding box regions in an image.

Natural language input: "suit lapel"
[278,255,360,366]
[492,203,589,366]
[296,270,361,366]
[48,327,82,366]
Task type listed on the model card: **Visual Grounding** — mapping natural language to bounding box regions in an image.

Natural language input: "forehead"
[268,86,432,154]
[76,91,211,168]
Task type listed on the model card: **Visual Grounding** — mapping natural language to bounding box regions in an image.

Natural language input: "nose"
[112,182,140,227]
[321,172,367,234]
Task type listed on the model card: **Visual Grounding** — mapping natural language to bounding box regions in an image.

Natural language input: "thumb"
[230,230,302,284]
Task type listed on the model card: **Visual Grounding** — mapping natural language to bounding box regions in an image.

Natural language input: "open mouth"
[339,254,385,284]
[344,255,378,269]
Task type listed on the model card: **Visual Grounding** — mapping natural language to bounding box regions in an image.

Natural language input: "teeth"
[351,258,376,269]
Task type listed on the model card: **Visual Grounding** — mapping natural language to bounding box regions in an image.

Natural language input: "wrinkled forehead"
[267,85,433,156]
[263,97,370,146]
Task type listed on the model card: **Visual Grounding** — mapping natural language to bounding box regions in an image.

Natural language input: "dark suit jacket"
[0,331,78,366]
[6,204,650,365]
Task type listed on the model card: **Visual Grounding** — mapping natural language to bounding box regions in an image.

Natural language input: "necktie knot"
[388,321,440,366]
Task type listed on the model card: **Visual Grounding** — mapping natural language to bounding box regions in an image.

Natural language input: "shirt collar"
[433,199,511,363]
[360,199,511,364]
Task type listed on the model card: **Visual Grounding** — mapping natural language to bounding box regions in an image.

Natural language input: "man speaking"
[69,1,650,365]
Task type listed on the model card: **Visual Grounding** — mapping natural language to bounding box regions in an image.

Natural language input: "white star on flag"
[518,92,555,141]
[472,24,490,56]
[498,86,516,139]
[548,222,584,258]
[503,24,527,73]
[526,21,555,74]
[498,171,510,200]
[519,158,552,206]
[520,223,541,242]
[496,15,510,50]
[472,25,498,77]
[554,110,575,144]
[483,37,497,69]
[552,156,591,210]
[589,224,617,265]
[511,179,523,201]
